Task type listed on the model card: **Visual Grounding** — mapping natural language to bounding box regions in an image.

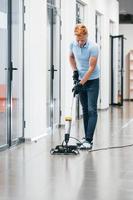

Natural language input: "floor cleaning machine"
[50,95,80,155]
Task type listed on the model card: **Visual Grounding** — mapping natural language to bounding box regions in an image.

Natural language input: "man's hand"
[72,70,79,83]
[72,83,83,96]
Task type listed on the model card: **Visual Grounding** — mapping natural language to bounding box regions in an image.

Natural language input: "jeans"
[79,78,99,143]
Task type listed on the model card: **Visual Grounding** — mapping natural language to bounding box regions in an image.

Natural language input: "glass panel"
[0,0,7,12]
[53,1,60,126]
[75,1,85,119]
[118,38,123,104]
[95,13,102,108]
[109,21,114,104]
[11,0,23,140]
[76,1,84,23]
[0,1,8,147]
[47,4,51,128]
[113,39,119,103]
[111,36,124,105]
[47,0,61,130]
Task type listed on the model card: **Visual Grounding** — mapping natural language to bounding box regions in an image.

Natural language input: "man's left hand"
[72,83,83,96]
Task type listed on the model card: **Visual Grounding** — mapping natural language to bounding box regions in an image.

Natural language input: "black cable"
[61,137,81,146]
[62,136,133,152]
[89,143,133,152]
[70,136,82,144]
[62,139,65,146]
[70,137,133,152]
[68,136,133,152]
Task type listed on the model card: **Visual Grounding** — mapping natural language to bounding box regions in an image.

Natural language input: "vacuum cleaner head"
[50,145,79,155]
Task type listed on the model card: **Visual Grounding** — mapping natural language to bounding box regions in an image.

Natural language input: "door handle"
[5,63,18,81]
[48,65,57,79]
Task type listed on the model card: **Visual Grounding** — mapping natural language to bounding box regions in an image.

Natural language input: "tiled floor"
[0,102,133,200]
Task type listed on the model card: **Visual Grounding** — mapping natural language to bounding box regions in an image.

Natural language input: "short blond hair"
[74,24,88,37]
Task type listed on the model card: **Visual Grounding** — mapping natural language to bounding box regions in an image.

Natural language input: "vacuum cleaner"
[50,95,79,155]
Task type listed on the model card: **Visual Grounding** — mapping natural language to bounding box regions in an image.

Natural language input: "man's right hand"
[72,70,79,83]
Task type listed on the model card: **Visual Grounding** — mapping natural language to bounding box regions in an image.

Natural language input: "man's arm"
[80,56,98,85]
[69,53,77,71]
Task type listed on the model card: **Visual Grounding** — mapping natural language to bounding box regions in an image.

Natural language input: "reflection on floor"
[0,99,19,146]
[0,112,6,145]
[0,102,133,200]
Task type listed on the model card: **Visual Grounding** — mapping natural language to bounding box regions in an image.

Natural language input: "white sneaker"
[77,137,86,146]
[79,141,92,150]
[80,137,86,144]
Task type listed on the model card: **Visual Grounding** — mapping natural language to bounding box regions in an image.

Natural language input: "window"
[76,1,85,23]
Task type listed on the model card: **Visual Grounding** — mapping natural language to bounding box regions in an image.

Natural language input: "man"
[69,24,99,149]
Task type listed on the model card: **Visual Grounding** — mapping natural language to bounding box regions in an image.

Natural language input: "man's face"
[76,35,88,47]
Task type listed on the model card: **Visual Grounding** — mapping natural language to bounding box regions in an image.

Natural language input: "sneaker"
[79,140,93,150]
[77,137,86,146]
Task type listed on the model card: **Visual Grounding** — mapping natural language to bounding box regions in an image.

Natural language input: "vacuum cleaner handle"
[70,95,74,116]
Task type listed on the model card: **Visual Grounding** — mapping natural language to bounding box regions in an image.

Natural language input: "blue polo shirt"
[70,40,100,80]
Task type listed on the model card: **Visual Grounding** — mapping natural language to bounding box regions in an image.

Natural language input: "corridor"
[0,102,133,200]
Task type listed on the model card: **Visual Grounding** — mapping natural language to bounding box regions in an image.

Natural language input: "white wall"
[24,0,119,140]
[61,0,119,124]
[120,24,133,99]
[24,0,47,140]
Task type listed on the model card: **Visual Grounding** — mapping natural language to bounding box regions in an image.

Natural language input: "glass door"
[11,0,24,144]
[95,12,102,109]
[110,35,124,106]
[109,20,114,104]
[76,0,85,23]
[76,0,85,119]
[0,0,8,149]
[47,0,61,131]
[0,0,24,150]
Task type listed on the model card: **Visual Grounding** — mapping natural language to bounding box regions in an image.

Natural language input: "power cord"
[89,143,133,152]
[61,136,82,146]
[63,136,133,152]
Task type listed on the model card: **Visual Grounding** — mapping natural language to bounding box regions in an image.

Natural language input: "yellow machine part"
[65,116,72,121]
